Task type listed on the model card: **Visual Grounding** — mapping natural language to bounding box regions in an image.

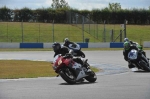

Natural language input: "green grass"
[0,22,100,42]
[126,25,150,44]
[0,22,150,43]
[0,60,99,79]
[0,60,56,79]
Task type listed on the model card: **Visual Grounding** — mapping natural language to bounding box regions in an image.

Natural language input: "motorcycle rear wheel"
[139,58,150,72]
[59,68,76,84]
[85,71,97,83]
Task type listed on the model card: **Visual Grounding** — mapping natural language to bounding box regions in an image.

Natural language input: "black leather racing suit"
[54,46,69,57]
[63,41,75,48]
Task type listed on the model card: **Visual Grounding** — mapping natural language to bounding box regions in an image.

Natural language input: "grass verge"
[0,60,99,79]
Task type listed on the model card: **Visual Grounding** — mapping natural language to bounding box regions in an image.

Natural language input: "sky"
[0,0,150,10]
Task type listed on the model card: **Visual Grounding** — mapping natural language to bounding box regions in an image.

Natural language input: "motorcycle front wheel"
[59,68,76,84]
[85,71,97,83]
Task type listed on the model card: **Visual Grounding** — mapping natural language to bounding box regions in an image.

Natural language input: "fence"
[0,22,53,42]
[66,11,127,43]
[0,12,127,43]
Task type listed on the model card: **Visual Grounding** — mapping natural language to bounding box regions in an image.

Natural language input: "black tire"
[85,71,97,83]
[59,68,76,84]
[139,58,150,72]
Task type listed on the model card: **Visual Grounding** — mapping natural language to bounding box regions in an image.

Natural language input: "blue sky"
[0,0,149,10]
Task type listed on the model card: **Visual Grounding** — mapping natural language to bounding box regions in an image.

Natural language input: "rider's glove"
[64,53,73,58]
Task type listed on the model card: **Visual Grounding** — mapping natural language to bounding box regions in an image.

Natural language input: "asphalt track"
[0,50,150,99]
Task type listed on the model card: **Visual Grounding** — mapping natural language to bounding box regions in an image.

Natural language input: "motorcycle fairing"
[68,43,80,50]
[72,62,88,80]
[128,49,138,60]
[76,69,87,80]
[53,55,74,72]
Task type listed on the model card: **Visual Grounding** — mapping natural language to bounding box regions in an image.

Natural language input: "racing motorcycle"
[62,42,85,58]
[128,49,150,71]
[52,53,97,84]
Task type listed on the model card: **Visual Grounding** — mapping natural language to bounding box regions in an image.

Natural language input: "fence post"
[39,24,40,42]
[89,24,90,34]
[120,30,122,42]
[7,22,8,42]
[96,23,98,39]
[110,29,114,42]
[82,16,84,42]
[103,20,106,42]
[21,20,24,43]
[124,19,126,38]
[52,20,54,42]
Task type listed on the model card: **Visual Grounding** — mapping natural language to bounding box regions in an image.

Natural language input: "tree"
[51,0,70,9]
[35,8,51,22]
[15,7,33,22]
[108,3,121,12]
[0,6,13,21]
[60,0,70,8]
[51,0,60,9]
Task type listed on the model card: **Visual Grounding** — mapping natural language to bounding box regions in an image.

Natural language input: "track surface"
[0,50,150,99]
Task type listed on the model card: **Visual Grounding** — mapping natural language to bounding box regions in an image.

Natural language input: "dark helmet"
[124,38,129,42]
[52,42,61,52]
[124,41,130,50]
[64,38,69,43]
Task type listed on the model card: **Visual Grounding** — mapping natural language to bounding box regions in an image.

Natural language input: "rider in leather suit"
[63,38,74,48]
[123,41,139,68]
[124,38,146,57]
[52,42,83,65]
[62,38,85,58]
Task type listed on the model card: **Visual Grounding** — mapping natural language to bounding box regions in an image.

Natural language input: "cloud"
[68,0,110,10]
[0,0,52,9]
[0,0,149,10]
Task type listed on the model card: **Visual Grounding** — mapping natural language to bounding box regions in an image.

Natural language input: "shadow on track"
[134,70,150,73]
[59,82,98,85]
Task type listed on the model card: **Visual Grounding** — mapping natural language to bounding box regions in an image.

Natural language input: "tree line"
[0,2,150,24]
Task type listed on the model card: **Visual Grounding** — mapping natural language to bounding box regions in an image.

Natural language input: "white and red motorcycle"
[52,53,97,84]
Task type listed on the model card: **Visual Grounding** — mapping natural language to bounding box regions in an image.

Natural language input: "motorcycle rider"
[124,38,146,57]
[52,42,84,66]
[62,38,85,58]
[63,38,75,48]
[52,42,69,57]
[123,41,139,69]
[62,38,81,50]
[124,38,137,45]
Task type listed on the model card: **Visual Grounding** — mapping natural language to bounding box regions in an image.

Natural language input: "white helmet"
[124,38,129,42]
[64,38,69,43]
